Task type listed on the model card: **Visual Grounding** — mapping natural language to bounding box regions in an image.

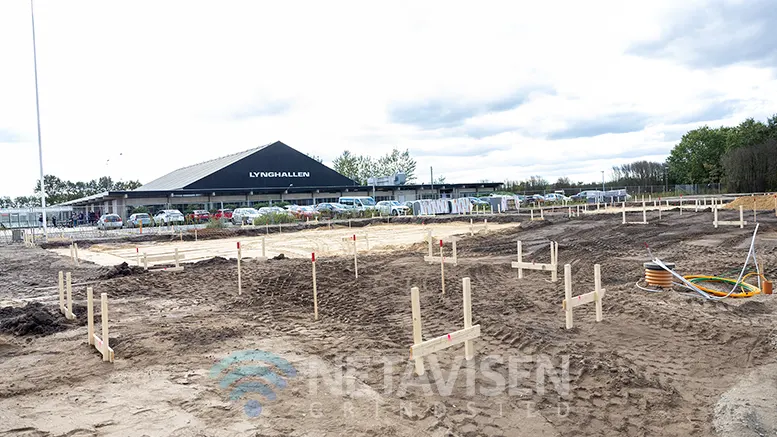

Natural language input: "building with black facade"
[60,141,502,219]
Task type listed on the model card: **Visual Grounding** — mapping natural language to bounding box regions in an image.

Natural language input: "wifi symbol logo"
[209,350,297,417]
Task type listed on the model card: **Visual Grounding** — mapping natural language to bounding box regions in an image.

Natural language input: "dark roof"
[135,143,273,191]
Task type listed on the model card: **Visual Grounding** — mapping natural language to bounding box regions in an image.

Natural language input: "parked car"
[544,193,571,203]
[571,191,602,202]
[153,209,185,225]
[468,197,489,207]
[258,206,294,216]
[126,213,152,228]
[316,203,348,213]
[295,206,320,219]
[187,209,210,223]
[376,200,410,216]
[529,194,546,204]
[212,209,233,221]
[338,196,377,211]
[232,207,262,225]
[97,214,123,230]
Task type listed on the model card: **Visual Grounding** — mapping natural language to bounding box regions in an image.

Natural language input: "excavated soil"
[725,194,777,211]
[2,211,777,436]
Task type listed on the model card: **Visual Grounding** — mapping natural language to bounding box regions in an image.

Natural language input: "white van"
[338,196,377,211]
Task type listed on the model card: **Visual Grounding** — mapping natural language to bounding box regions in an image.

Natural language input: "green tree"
[667,126,728,184]
[724,118,769,151]
[333,150,361,183]
[553,177,572,188]
[333,148,418,185]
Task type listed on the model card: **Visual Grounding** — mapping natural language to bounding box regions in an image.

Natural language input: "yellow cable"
[682,274,765,298]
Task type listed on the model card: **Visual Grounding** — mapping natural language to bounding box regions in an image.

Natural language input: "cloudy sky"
[1,0,776,197]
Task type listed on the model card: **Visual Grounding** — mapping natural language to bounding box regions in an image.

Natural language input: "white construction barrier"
[512,240,558,282]
[714,205,746,229]
[409,277,480,376]
[468,218,488,236]
[143,248,185,272]
[86,287,114,362]
[563,264,606,329]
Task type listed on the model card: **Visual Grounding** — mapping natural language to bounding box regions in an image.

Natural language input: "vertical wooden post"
[70,244,74,262]
[440,239,445,296]
[484,218,488,233]
[65,272,73,320]
[568,207,572,218]
[74,243,79,265]
[551,241,559,282]
[622,202,626,224]
[100,293,110,362]
[577,204,581,216]
[410,286,424,375]
[174,248,180,268]
[87,287,94,345]
[754,199,757,223]
[740,205,744,228]
[462,277,474,360]
[427,230,433,257]
[531,209,534,220]
[564,264,573,329]
[58,271,64,312]
[516,240,523,279]
[237,242,242,295]
[353,235,358,279]
[679,197,683,216]
[540,208,544,220]
[143,253,148,270]
[136,247,140,267]
[452,240,458,266]
[194,227,197,241]
[714,206,719,228]
[659,203,662,220]
[594,264,603,322]
[312,253,318,320]
[642,199,647,224]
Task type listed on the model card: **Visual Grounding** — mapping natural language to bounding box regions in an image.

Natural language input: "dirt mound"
[272,253,286,260]
[725,195,777,211]
[98,262,144,279]
[194,256,233,267]
[0,303,69,336]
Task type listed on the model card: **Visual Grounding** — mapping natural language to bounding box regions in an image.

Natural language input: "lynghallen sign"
[249,171,311,178]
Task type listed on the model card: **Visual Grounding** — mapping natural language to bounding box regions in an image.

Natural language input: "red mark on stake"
[447,333,451,341]
[237,242,241,249]
[312,252,316,262]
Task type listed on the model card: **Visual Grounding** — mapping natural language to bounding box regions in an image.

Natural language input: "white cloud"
[1,0,776,197]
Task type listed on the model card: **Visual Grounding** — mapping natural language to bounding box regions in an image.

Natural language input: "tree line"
[667,115,777,192]
[0,175,142,208]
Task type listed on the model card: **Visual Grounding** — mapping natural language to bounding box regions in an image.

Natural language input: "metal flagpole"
[31,0,48,240]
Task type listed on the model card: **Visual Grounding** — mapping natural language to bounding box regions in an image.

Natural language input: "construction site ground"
[2,210,777,437]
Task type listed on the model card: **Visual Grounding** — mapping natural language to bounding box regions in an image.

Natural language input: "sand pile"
[724,194,777,211]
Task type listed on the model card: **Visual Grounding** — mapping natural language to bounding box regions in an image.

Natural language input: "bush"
[206,218,226,229]
[253,212,297,226]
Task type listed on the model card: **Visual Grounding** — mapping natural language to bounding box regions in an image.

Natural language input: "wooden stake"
[353,235,358,279]
[70,244,74,263]
[143,253,148,270]
[551,241,558,283]
[462,277,474,360]
[58,271,64,312]
[516,241,523,279]
[469,218,473,236]
[740,205,744,228]
[100,293,110,362]
[410,286,424,375]
[136,247,140,267]
[87,287,94,345]
[312,253,318,320]
[564,264,573,329]
[237,242,242,295]
[452,240,458,266]
[622,202,626,224]
[66,272,74,320]
[440,239,445,296]
[714,206,719,228]
[594,264,603,322]
[74,243,79,265]
[642,199,647,224]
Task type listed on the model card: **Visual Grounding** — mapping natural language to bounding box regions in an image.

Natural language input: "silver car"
[127,213,152,228]
[97,214,123,230]
[232,207,262,225]
[376,200,410,216]
[154,209,185,225]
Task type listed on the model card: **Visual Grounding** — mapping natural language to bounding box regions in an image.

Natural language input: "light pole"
[31,0,47,239]
[601,171,605,194]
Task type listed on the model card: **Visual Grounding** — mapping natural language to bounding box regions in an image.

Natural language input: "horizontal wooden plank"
[424,256,457,264]
[564,289,606,309]
[410,325,481,360]
[145,253,187,261]
[716,221,747,226]
[511,262,554,271]
[94,334,115,362]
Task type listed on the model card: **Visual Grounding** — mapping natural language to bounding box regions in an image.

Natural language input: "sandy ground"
[2,212,777,436]
[49,221,518,268]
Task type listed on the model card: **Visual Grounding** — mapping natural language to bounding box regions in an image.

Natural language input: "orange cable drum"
[644,261,675,288]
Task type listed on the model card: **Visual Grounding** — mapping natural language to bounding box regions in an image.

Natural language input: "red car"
[187,209,211,223]
[212,209,233,221]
